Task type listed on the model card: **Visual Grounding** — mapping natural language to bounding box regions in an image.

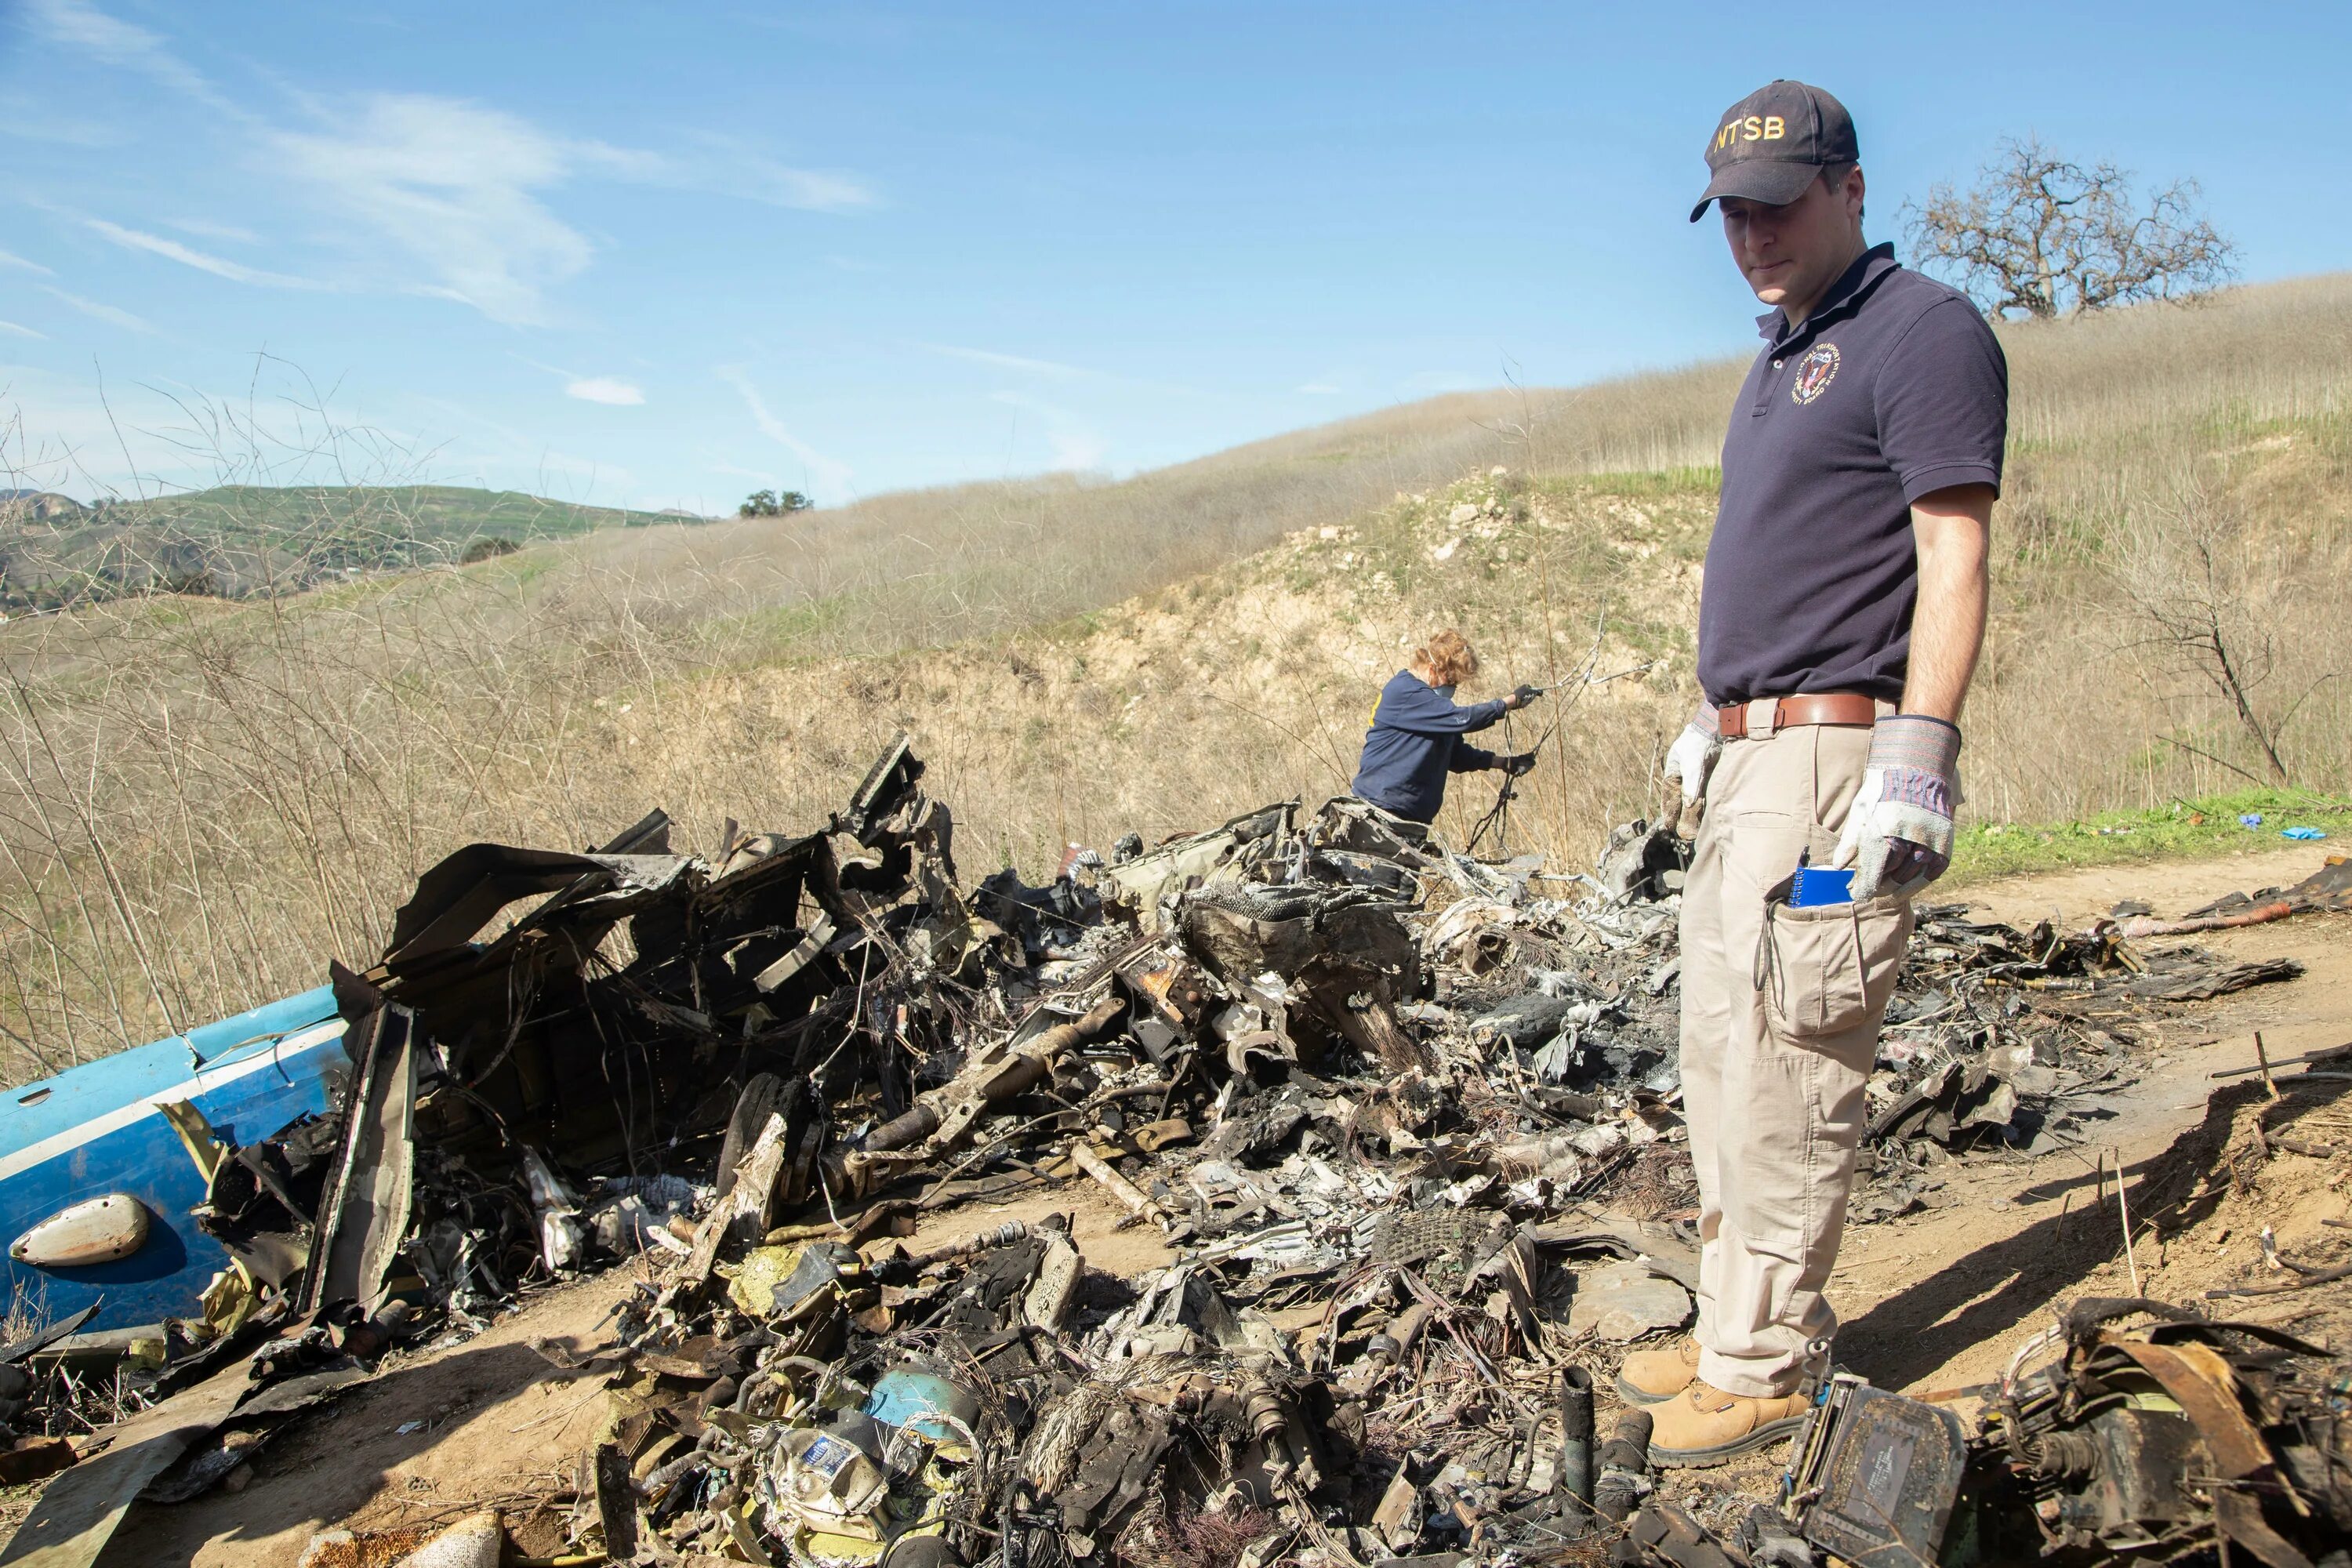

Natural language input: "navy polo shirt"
[1697,242,2008,707]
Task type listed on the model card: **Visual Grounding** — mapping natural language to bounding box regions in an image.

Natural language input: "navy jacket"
[1350,670,1506,822]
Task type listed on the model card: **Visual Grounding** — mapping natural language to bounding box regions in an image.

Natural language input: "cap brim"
[1688,159,1824,223]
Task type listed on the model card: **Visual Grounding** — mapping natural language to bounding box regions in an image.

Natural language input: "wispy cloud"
[0,321,49,339]
[86,219,326,289]
[24,14,591,325]
[919,340,1192,398]
[163,217,259,245]
[261,97,877,325]
[24,5,875,325]
[566,376,644,406]
[717,366,853,499]
[510,353,646,406]
[22,0,242,118]
[266,95,591,326]
[923,342,1094,379]
[38,285,154,333]
[725,156,876,212]
[0,90,132,147]
[0,249,55,276]
[575,136,877,213]
[991,390,1105,473]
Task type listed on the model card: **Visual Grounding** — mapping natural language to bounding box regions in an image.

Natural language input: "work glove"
[1497,752,1538,777]
[1835,715,1962,900]
[1508,684,1545,710]
[1662,702,1722,839]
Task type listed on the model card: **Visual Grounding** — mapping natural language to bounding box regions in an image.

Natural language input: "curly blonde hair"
[1410,629,1479,688]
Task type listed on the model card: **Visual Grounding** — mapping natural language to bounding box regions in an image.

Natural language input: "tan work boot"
[1646,1379,1810,1468]
[1614,1337,1702,1406]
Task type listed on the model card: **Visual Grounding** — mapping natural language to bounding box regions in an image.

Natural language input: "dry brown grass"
[2,274,2350,1081]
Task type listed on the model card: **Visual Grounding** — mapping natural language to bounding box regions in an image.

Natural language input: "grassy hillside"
[110,483,697,543]
[2,272,2350,1081]
[0,484,700,611]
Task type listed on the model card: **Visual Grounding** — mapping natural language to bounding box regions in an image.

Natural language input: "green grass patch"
[695,596,851,662]
[1035,608,1106,645]
[106,484,689,543]
[3,485,704,615]
[1572,466,1721,499]
[469,546,563,590]
[1946,787,2352,885]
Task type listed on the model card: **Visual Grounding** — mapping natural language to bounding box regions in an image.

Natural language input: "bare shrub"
[2103,474,2327,784]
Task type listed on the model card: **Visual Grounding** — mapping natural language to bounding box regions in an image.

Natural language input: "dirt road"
[30,848,2352,1566]
[1838,846,2352,1394]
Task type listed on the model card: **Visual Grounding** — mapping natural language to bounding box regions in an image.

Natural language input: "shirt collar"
[1755,241,1900,344]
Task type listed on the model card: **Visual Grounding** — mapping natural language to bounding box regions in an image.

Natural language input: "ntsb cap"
[1690,80,1859,222]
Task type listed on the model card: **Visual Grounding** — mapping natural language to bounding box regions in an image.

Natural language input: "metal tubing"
[1556,1365,1595,1532]
[1068,1142,1172,1231]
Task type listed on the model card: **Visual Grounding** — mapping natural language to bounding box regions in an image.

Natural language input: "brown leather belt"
[1717,692,1879,740]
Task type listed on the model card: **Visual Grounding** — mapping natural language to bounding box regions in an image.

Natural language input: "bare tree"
[2107,477,2322,785]
[1905,137,2236,319]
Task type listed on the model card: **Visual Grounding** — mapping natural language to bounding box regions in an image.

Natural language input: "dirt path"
[1952,841,2325,928]
[35,848,2352,1564]
[1835,847,2352,1395]
[96,1274,632,1566]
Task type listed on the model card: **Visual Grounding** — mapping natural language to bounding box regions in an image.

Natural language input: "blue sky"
[2,2,2346,514]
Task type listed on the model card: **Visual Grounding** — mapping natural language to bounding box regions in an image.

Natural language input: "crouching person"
[1350,629,1539,826]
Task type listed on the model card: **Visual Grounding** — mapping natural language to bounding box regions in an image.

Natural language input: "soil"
[897,1180,1179,1280]
[1830,848,2352,1397]
[100,1272,644,1566]
[1954,842,2328,929]
[9,848,2346,1566]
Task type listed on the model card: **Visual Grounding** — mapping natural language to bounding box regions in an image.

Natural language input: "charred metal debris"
[1613,1299,2350,1568]
[6,738,2328,1568]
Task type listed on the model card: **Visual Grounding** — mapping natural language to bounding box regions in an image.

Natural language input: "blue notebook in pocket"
[1791,866,1854,907]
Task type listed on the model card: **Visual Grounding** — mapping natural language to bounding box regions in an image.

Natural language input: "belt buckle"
[1744,698,1779,739]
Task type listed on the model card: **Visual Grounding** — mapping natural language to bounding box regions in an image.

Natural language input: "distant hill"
[5,271,2350,1081]
[0,484,707,611]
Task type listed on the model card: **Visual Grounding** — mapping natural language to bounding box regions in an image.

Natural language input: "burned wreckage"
[5,735,2347,1568]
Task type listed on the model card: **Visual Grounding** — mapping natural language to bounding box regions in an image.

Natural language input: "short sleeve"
[1876,296,2008,505]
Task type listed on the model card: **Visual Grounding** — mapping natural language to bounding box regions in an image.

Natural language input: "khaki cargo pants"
[1678,716,1911,1397]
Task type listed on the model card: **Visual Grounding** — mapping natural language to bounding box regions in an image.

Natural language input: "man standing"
[1621,81,2007,1465]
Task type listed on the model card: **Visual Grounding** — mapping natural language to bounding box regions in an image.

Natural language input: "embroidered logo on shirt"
[1791,342,1840,405]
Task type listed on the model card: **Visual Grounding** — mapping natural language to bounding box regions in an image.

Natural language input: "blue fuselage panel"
[1,989,349,1330]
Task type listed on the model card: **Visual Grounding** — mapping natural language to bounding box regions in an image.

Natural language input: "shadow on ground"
[97,1334,591,1566]
[1840,1081,2261,1390]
